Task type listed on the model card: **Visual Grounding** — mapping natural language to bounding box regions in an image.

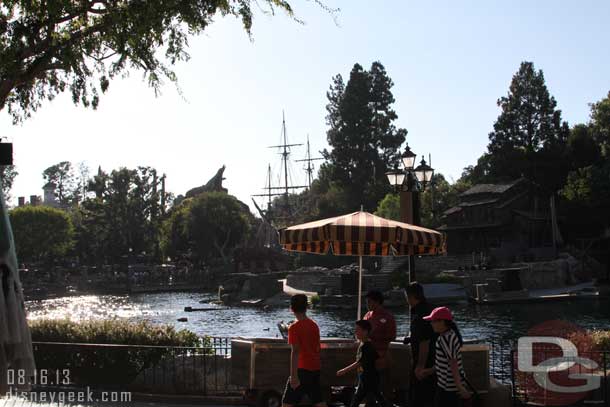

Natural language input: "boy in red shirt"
[282,294,327,407]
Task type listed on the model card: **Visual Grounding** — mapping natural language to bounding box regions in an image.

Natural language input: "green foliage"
[43,161,77,205]
[310,294,320,306]
[590,330,610,352]
[73,166,170,264]
[375,173,466,228]
[0,0,303,123]
[320,62,406,212]
[485,61,570,192]
[560,92,610,237]
[160,202,191,261]
[163,192,251,264]
[30,318,205,388]
[10,205,74,263]
[29,318,201,346]
[420,173,464,228]
[0,165,18,201]
[561,164,610,203]
[590,91,610,156]
[567,124,601,169]
[375,193,400,221]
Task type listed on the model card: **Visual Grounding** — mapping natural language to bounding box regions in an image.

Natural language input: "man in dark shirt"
[405,282,436,407]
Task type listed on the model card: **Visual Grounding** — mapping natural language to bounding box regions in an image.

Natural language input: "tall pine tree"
[321,62,406,212]
[486,61,570,193]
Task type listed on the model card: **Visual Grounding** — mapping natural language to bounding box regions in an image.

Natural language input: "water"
[25,292,610,342]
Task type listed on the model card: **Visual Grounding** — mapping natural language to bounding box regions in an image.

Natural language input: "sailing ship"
[251,112,323,231]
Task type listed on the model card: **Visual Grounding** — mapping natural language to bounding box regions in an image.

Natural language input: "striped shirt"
[434,329,465,391]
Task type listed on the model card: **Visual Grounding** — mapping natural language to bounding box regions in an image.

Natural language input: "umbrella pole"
[357,255,363,319]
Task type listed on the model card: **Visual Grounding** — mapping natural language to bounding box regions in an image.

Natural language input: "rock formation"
[185,165,228,198]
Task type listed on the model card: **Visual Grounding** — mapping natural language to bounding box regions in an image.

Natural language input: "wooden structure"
[439,178,553,256]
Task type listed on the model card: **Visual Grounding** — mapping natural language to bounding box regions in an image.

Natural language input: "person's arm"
[446,335,469,398]
[290,343,300,389]
[337,360,359,376]
[450,359,469,398]
[417,340,430,370]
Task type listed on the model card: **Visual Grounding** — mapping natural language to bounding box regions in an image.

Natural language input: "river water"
[25,292,610,342]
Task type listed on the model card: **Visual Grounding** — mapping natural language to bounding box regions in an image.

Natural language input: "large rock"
[186,166,228,198]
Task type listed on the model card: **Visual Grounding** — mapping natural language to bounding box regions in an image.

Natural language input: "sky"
[2,0,610,212]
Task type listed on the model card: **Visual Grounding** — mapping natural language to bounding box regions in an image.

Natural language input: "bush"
[590,330,610,352]
[310,294,321,306]
[30,319,207,388]
[30,318,201,346]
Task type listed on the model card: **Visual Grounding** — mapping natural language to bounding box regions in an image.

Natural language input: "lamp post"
[385,144,435,282]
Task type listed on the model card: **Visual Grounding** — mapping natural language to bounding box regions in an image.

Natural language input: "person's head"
[366,290,384,311]
[423,306,454,333]
[290,294,308,315]
[355,319,372,341]
[406,282,426,307]
[424,306,464,344]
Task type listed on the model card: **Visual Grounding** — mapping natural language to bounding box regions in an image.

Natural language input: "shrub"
[30,318,201,346]
[29,319,207,388]
[310,294,321,306]
[590,330,610,352]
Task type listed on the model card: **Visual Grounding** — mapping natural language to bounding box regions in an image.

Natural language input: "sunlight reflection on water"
[25,292,610,341]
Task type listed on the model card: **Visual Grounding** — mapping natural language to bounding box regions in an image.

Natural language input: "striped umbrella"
[279,211,446,318]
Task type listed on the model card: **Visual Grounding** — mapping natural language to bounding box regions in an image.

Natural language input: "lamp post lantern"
[386,145,435,282]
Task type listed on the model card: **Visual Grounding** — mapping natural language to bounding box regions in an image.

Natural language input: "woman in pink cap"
[421,306,471,406]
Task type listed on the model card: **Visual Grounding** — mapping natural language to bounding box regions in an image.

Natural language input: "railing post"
[602,351,610,407]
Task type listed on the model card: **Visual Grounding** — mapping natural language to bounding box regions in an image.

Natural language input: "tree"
[163,192,250,265]
[374,193,400,221]
[321,62,407,212]
[419,173,464,228]
[43,161,76,205]
[160,203,191,261]
[0,1,315,123]
[559,92,610,238]
[0,165,18,201]
[560,162,610,236]
[567,124,601,170]
[73,165,171,264]
[590,91,610,156]
[486,61,570,192]
[10,206,74,263]
[374,173,467,229]
[187,192,250,264]
[75,161,91,203]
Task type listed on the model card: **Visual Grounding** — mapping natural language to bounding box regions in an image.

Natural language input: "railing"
[31,337,607,405]
[488,339,516,385]
[31,337,240,396]
[508,346,609,406]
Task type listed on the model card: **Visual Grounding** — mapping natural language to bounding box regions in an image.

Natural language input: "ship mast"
[252,112,307,216]
[295,134,324,189]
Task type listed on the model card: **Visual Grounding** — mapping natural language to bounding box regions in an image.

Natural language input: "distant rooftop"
[460,178,524,197]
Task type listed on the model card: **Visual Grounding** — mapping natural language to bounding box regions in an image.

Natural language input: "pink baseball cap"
[423,306,453,321]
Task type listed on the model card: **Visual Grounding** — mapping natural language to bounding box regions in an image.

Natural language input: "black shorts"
[282,369,323,405]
